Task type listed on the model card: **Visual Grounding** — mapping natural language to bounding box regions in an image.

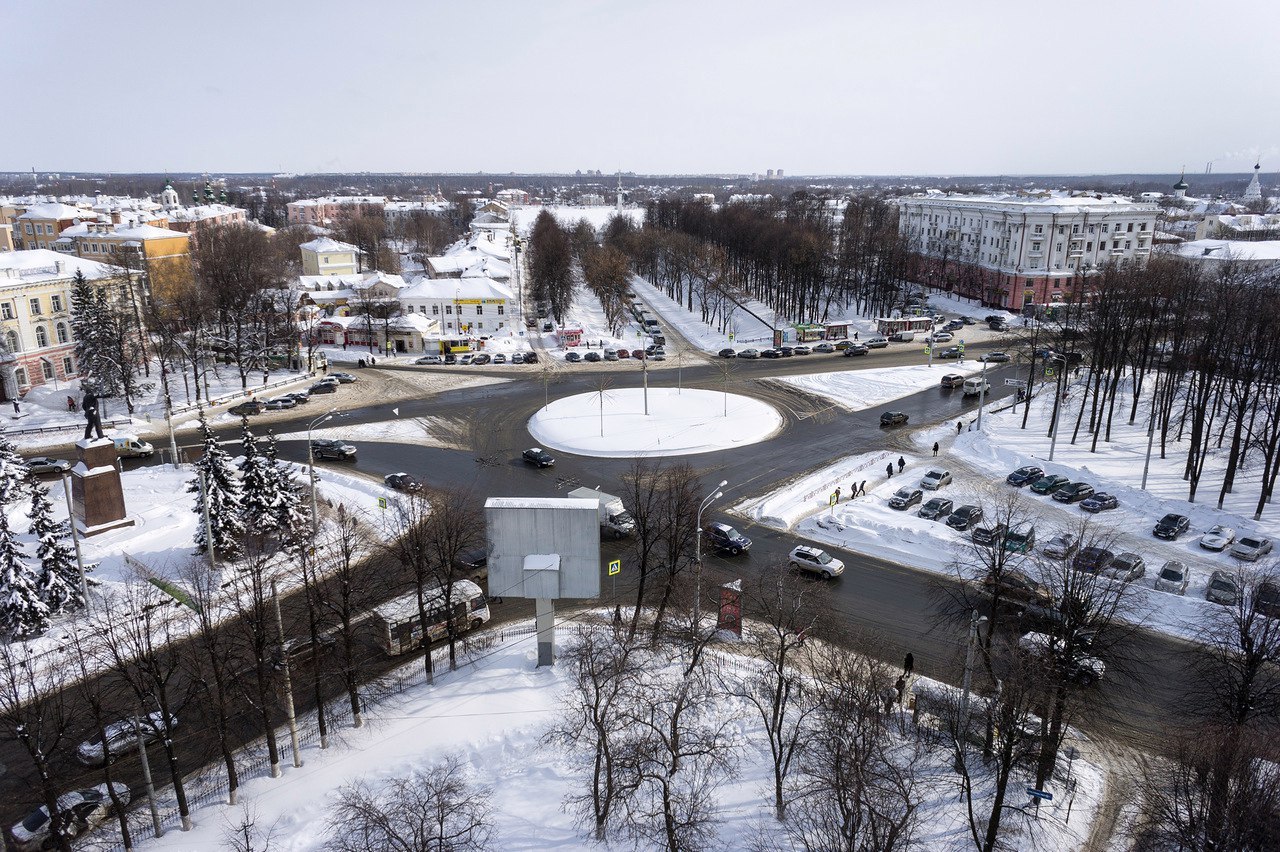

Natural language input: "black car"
[1153,513,1190,540]
[454,547,488,577]
[880,411,909,427]
[918,497,954,521]
[1256,581,1280,619]
[565,351,582,363]
[718,348,738,358]
[972,523,1009,547]
[760,348,782,359]
[1073,547,1116,575]
[384,473,421,491]
[284,390,310,405]
[522,447,555,467]
[1080,492,1119,513]
[584,351,603,362]
[778,346,794,357]
[524,351,539,364]
[842,344,869,356]
[309,381,338,394]
[229,400,264,416]
[946,505,984,531]
[937,347,962,359]
[472,353,491,365]
[443,353,457,365]
[888,487,923,510]
[703,522,752,555]
[1006,465,1045,487]
[310,439,356,460]
[1052,482,1096,504]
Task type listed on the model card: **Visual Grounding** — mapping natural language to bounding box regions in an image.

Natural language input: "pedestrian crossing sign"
[608,559,621,576]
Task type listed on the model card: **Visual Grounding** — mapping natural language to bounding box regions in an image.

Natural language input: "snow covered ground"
[528,387,783,458]
[739,374,1280,642]
[136,624,1104,852]
[775,362,987,412]
[509,204,645,237]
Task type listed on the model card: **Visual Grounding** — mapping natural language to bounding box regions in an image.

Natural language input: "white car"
[1043,532,1079,559]
[1198,525,1237,551]
[1155,560,1190,595]
[11,783,131,850]
[788,545,845,579]
[76,711,176,766]
[1018,632,1106,685]
[920,469,952,490]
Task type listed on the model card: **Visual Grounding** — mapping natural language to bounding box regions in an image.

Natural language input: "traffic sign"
[1005,378,1027,388]
[923,345,932,354]
[377,497,388,510]
[1026,788,1053,801]
[829,491,839,506]
[608,559,621,576]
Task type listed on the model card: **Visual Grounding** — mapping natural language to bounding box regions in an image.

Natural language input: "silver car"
[11,783,130,850]
[1102,552,1146,583]
[25,456,73,475]
[76,711,177,765]
[1043,532,1079,559]
[1230,536,1274,562]
[920,469,952,490]
[1206,570,1240,606]
[1155,561,1190,595]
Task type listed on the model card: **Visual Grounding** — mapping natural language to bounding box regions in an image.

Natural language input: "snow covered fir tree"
[28,484,85,616]
[238,421,308,552]
[188,408,245,558]
[0,437,49,638]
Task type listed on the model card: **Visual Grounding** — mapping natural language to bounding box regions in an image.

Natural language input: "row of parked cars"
[416,351,538,366]
[228,371,359,416]
[567,345,664,363]
[717,338,889,360]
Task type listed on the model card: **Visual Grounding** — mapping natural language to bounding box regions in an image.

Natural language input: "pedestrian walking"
[858,480,867,497]
[957,421,963,434]
[371,356,376,366]
[886,462,894,478]
[835,486,843,503]
[854,331,859,341]
[904,653,915,676]
[932,441,939,457]
[897,456,905,474]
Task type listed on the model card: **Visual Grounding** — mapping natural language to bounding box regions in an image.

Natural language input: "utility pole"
[693,481,727,634]
[137,710,163,838]
[1047,356,1066,462]
[272,578,303,768]
[976,357,989,431]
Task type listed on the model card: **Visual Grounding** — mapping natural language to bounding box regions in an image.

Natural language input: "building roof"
[299,271,406,293]
[1174,239,1280,264]
[17,202,92,221]
[60,221,188,241]
[166,203,246,223]
[0,249,114,284]
[300,237,359,254]
[896,191,1158,215]
[400,275,514,301]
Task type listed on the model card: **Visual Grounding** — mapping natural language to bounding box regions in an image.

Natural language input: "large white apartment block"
[896,192,1159,310]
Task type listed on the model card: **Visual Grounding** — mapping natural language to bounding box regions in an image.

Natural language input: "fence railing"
[2,415,133,438]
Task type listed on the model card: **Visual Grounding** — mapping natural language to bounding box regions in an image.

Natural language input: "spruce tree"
[0,434,29,506]
[239,419,282,541]
[28,484,84,615]
[0,513,48,639]
[265,434,309,550]
[188,409,244,558]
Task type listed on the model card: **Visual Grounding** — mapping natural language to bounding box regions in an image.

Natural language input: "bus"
[371,579,491,656]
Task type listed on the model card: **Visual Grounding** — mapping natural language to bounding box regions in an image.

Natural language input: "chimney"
[111,208,122,224]
[55,260,65,273]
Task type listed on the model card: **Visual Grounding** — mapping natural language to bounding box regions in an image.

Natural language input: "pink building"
[286,196,387,226]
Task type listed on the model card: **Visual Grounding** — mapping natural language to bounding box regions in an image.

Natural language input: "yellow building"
[300,237,359,276]
[12,202,95,250]
[55,219,191,285]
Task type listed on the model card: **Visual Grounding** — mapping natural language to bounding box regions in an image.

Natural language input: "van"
[891,330,917,343]
[962,377,990,396]
[113,436,154,459]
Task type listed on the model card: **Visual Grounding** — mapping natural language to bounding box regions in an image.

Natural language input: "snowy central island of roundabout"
[527,387,783,458]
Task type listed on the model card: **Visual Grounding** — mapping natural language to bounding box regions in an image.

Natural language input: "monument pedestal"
[71,438,134,536]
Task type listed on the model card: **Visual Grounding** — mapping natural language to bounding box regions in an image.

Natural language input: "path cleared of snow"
[527,387,782,458]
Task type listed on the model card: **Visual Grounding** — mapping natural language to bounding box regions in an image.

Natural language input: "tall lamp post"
[307,407,338,533]
[693,480,728,632]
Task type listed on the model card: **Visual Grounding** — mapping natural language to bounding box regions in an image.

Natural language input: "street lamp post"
[1047,356,1066,461]
[976,357,989,432]
[693,480,728,633]
[956,609,988,769]
[307,408,338,533]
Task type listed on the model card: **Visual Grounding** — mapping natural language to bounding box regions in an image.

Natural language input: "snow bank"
[735,450,902,529]
[776,362,985,411]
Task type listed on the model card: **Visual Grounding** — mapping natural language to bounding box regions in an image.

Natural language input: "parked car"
[703,522,751,555]
[880,411,909,427]
[11,783,131,850]
[946,505,984,531]
[918,497,954,521]
[1003,525,1037,553]
[1155,560,1191,595]
[888,487,923,510]
[264,396,297,410]
[1043,532,1079,559]
[972,523,1008,547]
[1103,552,1146,583]
[229,400,265,417]
[1073,547,1116,575]
[1230,536,1274,562]
[788,545,844,579]
[961,316,976,325]
[283,390,310,405]
[511,352,525,364]
[778,346,795,357]
[524,351,539,364]
[833,340,853,350]
[472,353,492,365]
[492,354,507,365]
[738,348,760,359]
[1256,581,1280,618]
[1030,474,1071,495]
[631,349,647,359]
[615,348,630,359]
[76,711,177,766]
[415,354,442,365]
[940,373,966,389]
[920,469,952,490]
[651,350,666,361]
[1198,525,1237,552]
[1006,465,1045,487]
[310,439,356,460]
[718,348,737,358]
[1206,570,1240,606]
[864,336,889,349]
[329,372,357,383]
[760,348,782,359]
[1080,492,1118,513]
[271,634,337,671]
[792,345,812,356]
[522,447,555,468]
[25,456,72,475]
[602,349,618,361]
[842,343,869,356]
[813,342,835,354]
[443,352,457,365]
[454,547,489,576]
[1153,513,1191,540]
[1018,632,1106,686]
[309,381,338,394]
[565,351,582,363]
[384,472,421,492]
[982,569,1052,608]
[583,351,602,363]
[1052,482,1096,504]
[980,351,1011,363]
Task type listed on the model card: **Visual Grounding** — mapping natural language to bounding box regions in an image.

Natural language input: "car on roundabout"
[264,396,296,410]
[880,411,909,427]
[522,447,555,468]
[980,352,1011,363]
[229,400,265,417]
[310,439,356,461]
[329,371,357,383]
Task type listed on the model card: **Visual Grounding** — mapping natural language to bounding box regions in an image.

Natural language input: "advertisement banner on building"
[717,579,743,637]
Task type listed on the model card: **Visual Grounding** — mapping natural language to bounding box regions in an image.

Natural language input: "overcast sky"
[5,0,1277,176]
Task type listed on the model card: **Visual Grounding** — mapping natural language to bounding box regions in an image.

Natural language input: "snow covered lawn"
[775,362,986,412]
[528,387,783,458]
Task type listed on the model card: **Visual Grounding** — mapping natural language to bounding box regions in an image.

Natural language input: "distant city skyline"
[4,0,1277,177]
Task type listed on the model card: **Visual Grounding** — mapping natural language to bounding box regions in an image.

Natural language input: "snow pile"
[528,388,783,458]
[735,450,904,529]
[776,363,986,412]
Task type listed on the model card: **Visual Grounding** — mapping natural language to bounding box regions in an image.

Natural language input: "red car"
[616,348,630,359]
[632,349,646,359]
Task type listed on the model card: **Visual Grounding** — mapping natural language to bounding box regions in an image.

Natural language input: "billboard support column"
[535,598,556,666]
